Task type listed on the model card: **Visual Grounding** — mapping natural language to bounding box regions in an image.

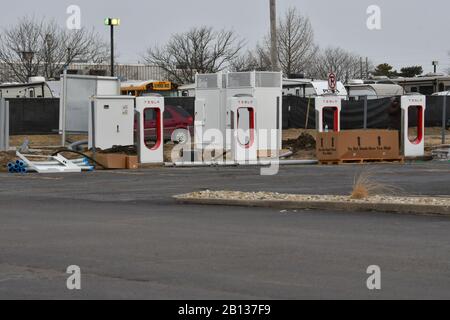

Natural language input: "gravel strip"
[176,190,450,207]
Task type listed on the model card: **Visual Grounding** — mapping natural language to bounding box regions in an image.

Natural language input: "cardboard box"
[316,130,401,161]
[94,153,127,169]
[126,156,139,169]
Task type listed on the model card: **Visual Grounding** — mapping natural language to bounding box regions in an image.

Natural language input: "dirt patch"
[283,132,316,151]
[9,134,87,147]
[283,129,317,140]
[0,151,18,172]
[420,128,450,150]
[282,129,317,159]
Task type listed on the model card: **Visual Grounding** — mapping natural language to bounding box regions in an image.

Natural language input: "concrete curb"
[175,197,450,216]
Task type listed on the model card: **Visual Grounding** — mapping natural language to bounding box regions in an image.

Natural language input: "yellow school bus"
[121,80,179,97]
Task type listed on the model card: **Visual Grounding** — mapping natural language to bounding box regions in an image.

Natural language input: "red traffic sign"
[328,73,337,91]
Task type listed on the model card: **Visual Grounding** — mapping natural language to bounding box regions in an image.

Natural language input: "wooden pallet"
[320,158,405,165]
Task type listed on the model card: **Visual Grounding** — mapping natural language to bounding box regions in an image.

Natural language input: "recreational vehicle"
[0,77,55,98]
[283,78,348,98]
[392,74,450,95]
[346,83,404,100]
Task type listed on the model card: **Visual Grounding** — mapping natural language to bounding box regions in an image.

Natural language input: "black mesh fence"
[283,96,450,130]
[4,95,448,136]
[6,98,60,135]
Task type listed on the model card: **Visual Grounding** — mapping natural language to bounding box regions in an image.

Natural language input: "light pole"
[269,0,279,72]
[104,18,120,77]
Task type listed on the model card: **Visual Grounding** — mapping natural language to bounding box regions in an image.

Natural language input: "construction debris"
[7,160,28,173]
[283,132,316,152]
[431,145,450,160]
[14,151,93,173]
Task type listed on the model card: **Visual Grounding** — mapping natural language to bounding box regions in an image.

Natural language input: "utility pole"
[269,0,279,71]
[360,57,364,79]
[366,57,369,79]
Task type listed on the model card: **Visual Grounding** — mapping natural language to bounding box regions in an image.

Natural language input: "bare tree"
[238,7,317,76]
[310,46,370,82]
[0,16,109,82]
[144,26,244,84]
[230,46,271,72]
[0,17,43,82]
[277,7,318,76]
[41,20,109,80]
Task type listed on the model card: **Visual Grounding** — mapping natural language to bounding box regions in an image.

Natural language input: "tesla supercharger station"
[228,95,257,162]
[225,72,282,154]
[401,95,426,157]
[135,96,165,164]
[315,96,342,132]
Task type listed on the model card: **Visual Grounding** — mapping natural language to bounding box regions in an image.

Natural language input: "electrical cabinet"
[89,96,135,150]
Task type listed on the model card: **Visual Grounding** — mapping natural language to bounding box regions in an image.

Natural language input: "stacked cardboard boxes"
[316,130,402,163]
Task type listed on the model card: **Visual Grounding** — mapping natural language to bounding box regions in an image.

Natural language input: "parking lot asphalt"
[0,162,449,299]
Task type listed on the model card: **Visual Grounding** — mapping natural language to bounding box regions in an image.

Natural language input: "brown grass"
[351,169,403,200]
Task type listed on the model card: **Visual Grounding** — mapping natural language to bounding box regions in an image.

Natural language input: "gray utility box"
[89,96,135,150]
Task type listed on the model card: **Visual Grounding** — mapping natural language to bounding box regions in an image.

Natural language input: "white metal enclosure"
[225,72,283,152]
[59,74,120,139]
[194,73,227,150]
[401,95,426,157]
[315,96,342,133]
[135,96,165,164]
[89,96,135,150]
[0,98,9,151]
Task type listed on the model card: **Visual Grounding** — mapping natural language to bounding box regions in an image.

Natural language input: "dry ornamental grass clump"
[351,170,403,200]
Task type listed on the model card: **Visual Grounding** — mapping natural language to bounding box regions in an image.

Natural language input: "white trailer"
[0,78,55,98]
[346,84,404,100]
[283,78,347,98]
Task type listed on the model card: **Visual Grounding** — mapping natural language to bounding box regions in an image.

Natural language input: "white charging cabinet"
[89,96,135,150]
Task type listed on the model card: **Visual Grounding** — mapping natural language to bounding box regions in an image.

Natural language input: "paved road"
[0,162,449,299]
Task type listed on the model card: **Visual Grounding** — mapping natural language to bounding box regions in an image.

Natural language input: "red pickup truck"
[137,105,193,144]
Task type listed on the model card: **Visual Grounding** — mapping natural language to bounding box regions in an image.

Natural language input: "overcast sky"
[1,0,449,73]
